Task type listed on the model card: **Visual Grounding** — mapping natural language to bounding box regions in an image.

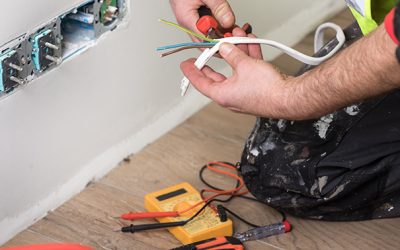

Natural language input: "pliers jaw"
[196,7,252,40]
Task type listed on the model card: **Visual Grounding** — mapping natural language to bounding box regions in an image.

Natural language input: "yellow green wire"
[159,19,217,43]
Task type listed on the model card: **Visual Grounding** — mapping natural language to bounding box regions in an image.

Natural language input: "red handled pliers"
[196,6,252,39]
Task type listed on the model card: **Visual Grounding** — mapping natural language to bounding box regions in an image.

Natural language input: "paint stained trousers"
[240,22,400,221]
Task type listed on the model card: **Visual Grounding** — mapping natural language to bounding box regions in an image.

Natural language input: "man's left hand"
[181,33,294,119]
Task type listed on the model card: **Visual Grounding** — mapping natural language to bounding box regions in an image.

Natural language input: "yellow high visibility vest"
[345,0,397,34]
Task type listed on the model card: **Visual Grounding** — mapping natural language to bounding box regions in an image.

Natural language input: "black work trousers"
[240,23,400,221]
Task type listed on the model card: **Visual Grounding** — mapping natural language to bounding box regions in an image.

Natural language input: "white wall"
[0,0,346,244]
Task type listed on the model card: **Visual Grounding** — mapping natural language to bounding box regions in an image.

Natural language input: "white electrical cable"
[180,22,345,96]
[314,22,343,53]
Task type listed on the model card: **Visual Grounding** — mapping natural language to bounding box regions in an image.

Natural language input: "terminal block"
[0,49,25,92]
[31,28,62,72]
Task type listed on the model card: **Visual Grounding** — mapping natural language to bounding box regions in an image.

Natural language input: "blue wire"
[156,42,217,51]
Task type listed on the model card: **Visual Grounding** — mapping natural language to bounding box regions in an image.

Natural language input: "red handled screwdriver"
[234,220,292,242]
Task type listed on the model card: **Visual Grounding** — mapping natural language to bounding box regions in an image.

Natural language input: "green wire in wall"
[100,0,118,24]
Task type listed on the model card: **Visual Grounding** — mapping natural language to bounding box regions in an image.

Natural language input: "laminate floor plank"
[3,231,58,248]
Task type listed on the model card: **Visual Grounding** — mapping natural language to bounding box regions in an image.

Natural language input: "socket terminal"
[31,29,61,72]
[100,0,118,25]
[0,49,24,92]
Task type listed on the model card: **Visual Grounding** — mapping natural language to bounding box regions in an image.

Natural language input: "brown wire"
[160,45,214,57]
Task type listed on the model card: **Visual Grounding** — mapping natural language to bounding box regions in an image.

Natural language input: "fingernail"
[219,43,233,56]
[221,12,233,27]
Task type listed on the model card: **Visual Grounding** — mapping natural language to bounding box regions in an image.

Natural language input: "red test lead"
[120,211,179,220]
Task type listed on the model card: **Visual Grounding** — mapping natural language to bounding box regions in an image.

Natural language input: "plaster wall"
[0,0,345,244]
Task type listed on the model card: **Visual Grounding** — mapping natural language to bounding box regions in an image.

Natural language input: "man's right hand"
[169,0,235,39]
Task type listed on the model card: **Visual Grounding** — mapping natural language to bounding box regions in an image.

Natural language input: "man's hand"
[169,0,235,37]
[181,25,400,120]
[181,33,293,119]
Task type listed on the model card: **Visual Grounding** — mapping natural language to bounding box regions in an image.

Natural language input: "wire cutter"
[196,6,252,40]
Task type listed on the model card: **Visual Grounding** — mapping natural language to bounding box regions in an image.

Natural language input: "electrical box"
[30,21,62,73]
[0,49,22,92]
[0,0,129,96]
[0,37,31,93]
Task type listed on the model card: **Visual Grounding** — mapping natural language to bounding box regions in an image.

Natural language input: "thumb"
[202,0,235,28]
[219,43,250,70]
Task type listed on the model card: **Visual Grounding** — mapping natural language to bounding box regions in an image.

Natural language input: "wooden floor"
[4,9,400,250]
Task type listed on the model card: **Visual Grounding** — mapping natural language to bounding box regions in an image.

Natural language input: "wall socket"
[0,0,128,97]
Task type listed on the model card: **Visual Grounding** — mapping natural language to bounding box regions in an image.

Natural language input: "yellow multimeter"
[144,182,233,244]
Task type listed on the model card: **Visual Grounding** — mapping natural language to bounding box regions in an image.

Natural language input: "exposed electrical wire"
[156,42,216,51]
[158,19,217,43]
[160,45,214,57]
